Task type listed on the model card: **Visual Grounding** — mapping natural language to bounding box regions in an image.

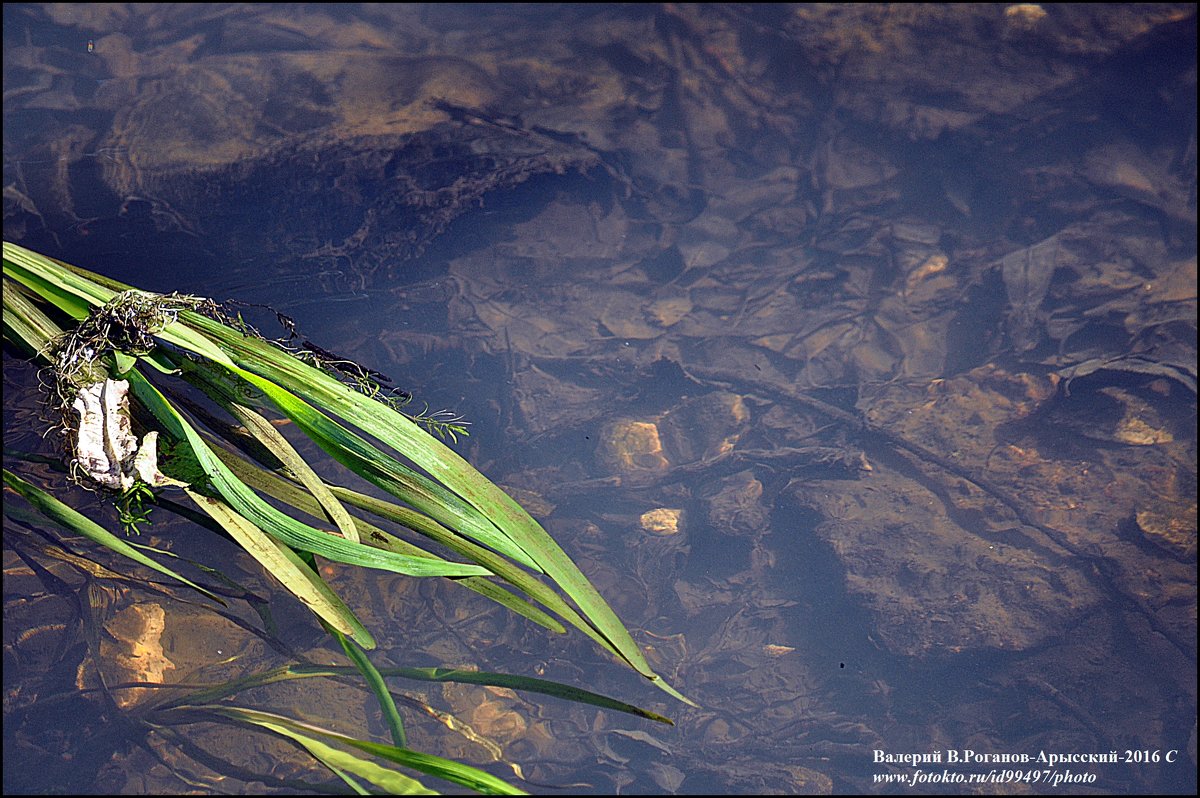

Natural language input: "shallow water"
[4,4,1196,794]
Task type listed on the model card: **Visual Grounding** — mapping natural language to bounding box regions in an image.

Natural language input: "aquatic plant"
[3,241,688,792]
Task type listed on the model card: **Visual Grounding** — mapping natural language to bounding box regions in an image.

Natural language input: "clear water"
[4,4,1196,794]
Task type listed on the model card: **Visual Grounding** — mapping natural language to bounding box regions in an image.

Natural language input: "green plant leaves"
[3,239,694,708]
[3,469,222,604]
[186,487,375,647]
[188,705,528,795]
[127,367,489,579]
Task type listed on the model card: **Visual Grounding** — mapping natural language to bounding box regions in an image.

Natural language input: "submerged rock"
[596,419,670,475]
[640,507,684,536]
[76,602,174,709]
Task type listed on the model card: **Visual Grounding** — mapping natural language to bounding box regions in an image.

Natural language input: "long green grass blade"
[328,627,406,747]
[6,242,240,371]
[162,342,540,572]
[209,445,567,633]
[3,277,66,354]
[379,667,674,725]
[153,661,670,727]
[3,469,222,604]
[326,766,373,796]
[186,311,542,552]
[330,486,627,657]
[225,713,433,795]
[230,364,537,569]
[222,397,361,544]
[180,314,670,681]
[185,488,375,648]
[180,314,662,671]
[5,241,694,704]
[4,243,110,319]
[125,367,488,578]
[196,705,526,795]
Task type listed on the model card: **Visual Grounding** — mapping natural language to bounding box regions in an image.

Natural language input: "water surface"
[4,4,1196,794]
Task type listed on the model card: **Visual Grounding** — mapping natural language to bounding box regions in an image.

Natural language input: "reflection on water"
[4,3,1196,794]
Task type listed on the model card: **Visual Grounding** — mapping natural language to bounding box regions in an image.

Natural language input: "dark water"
[4,4,1196,794]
